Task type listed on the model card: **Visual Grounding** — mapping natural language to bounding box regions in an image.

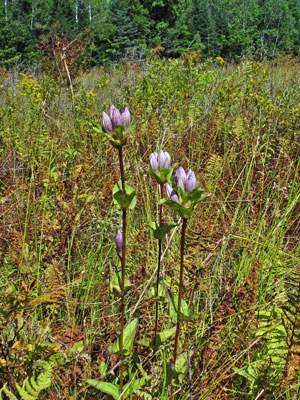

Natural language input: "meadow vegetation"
[0,54,300,399]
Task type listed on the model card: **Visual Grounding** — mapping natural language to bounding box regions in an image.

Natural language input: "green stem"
[154,183,164,346]
[173,218,187,365]
[118,147,126,399]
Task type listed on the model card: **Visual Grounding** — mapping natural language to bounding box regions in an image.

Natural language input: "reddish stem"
[173,218,187,365]
[154,183,164,346]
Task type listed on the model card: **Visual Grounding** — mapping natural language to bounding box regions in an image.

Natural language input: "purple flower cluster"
[149,150,171,171]
[102,105,130,134]
[174,167,196,193]
[165,167,196,203]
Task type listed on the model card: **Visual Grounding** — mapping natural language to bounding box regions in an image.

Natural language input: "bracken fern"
[0,361,52,400]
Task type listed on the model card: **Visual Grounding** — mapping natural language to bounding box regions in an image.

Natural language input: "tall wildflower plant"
[161,167,204,365]
[149,150,176,346]
[92,105,137,399]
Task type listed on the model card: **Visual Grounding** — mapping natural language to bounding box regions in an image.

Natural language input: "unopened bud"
[166,183,179,203]
[185,169,196,192]
[102,112,113,133]
[149,152,159,171]
[175,167,187,186]
[116,230,123,254]
[121,107,130,131]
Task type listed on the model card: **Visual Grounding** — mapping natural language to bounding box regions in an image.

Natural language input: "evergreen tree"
[50,0,76,37]
[257,0,296,58]
[89,0,115,65]
[109,0,140,61]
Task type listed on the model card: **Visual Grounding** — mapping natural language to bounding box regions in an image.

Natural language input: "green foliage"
[1,57,300,398]
[0,362,52,400]
[108,319,138,355]
[149,222,177,240]
[113,181,137,210]
[168,291,197,322]
[0,0,300,64]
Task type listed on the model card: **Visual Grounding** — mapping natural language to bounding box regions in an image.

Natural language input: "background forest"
[1,0,300,67]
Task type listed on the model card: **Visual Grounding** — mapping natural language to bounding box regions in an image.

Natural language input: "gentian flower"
[102,105,130,134]
[149,150,171,171]
[175,167,196,193]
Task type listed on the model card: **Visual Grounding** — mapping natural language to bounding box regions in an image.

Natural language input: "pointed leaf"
[110,268,132,297]
[168,291,196,322]
[186,188,205,204]
[109,319,138,355]
[93,126,103,134]
[123,318,138,354]
[148,278,166,301]
[113,182,136,210]
[113,125,125,141]
[149,222,177,240]
[158,326,176,342]
[148,170,166,185]
[148,167,173,184]
[160,199,192,218]
[124,374,152,398]
[86,380,120,399]
[175,352,192,375]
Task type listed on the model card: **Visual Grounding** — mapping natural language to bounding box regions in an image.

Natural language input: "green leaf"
[168,291,196,322]
[113,125,125,141]
[149,222,177,240]
[99,361,107,375]
[124,374,152,398]
[109,319,138,355]
[123,318,138,354]
[110,268,132,297]
[113,181,136,210]
[86,380,120,399]
[138,326,175,349]
[94,125,127,148]
[160,199,192,218]
[151,326,176,348]
[93,125,103,134]
[148,278,166,301]
[175,352,188,375]
[1,384,18,400]
[186,188,205,204]
[148,167,173,184]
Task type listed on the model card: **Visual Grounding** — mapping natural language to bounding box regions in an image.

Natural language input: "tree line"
[0,0,299,67]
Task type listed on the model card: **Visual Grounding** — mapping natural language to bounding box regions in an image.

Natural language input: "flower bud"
[109,104,116,120]
[175,167,187,186]
[149,152,159,171]
[185,169,196,192]
[121,107,130,131]
[116,230,123,254]
[102,111,113,133]
[111,107,121,129]
[166,183,179,203]
[176,177,185,192]
[157,150,166,168]
[163,152,171,168]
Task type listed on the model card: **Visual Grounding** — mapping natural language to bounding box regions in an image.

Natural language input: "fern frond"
[205,154,223,191]
[231,115,244,141]
[0,383,18,400]
[15,361,52,400]
[45,264,66,310]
